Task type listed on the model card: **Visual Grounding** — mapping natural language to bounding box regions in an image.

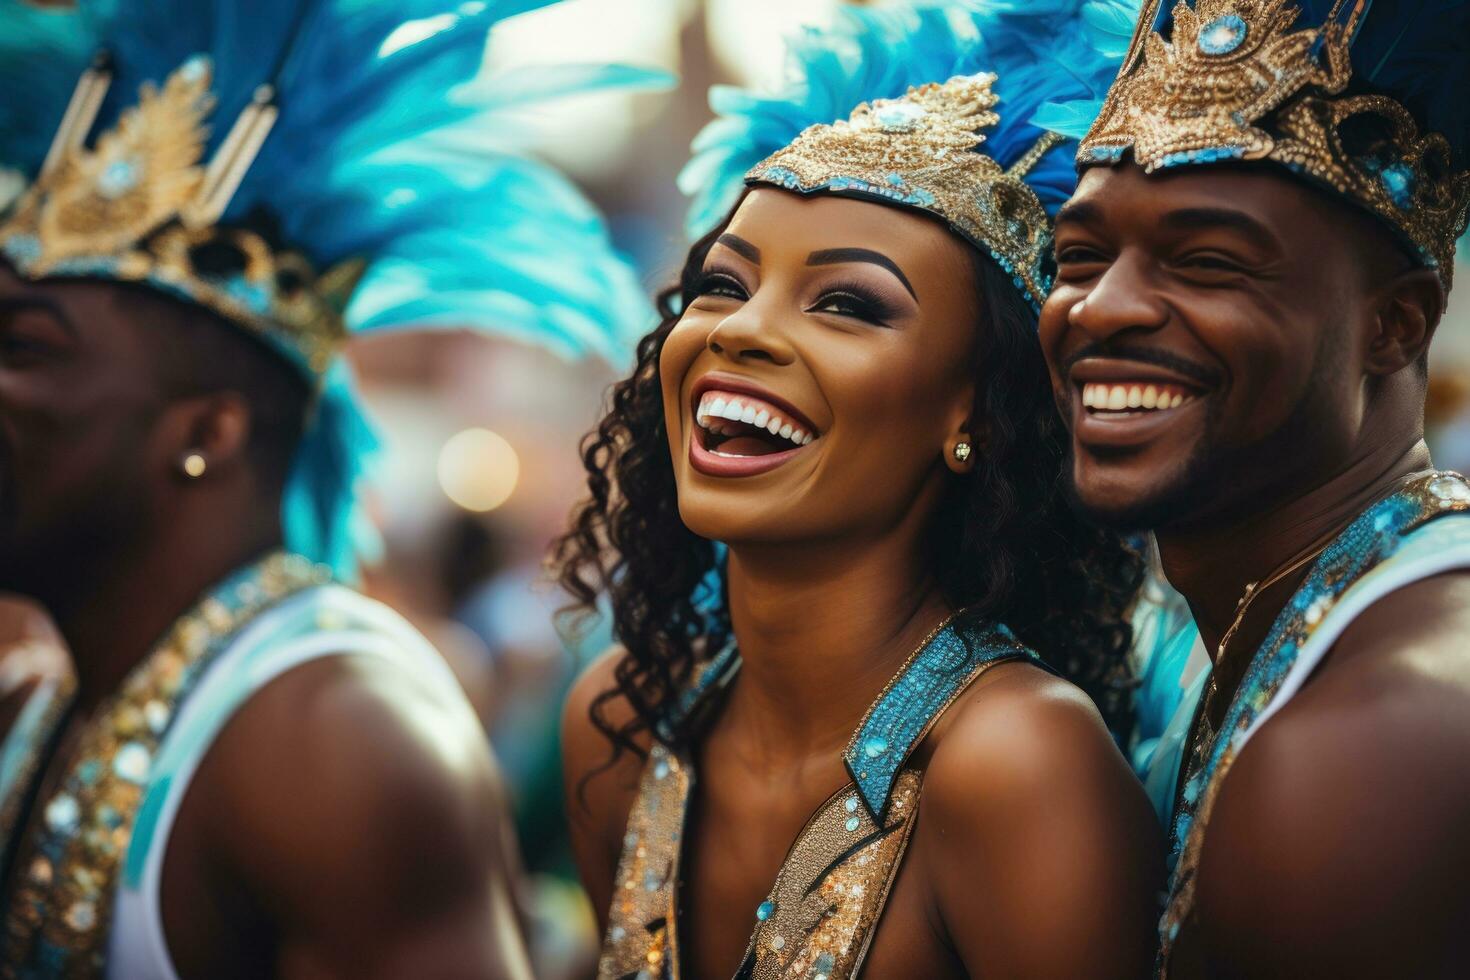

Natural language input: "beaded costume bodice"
[0,552,329,979]
[597,618,1038,980]
[1157,471,1470,976]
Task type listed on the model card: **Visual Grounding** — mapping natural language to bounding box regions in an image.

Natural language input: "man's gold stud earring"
[181,452,207,479]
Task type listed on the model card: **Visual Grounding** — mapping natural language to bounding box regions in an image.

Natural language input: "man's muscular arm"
[1196,572,1470,980]
[195,654,532,980]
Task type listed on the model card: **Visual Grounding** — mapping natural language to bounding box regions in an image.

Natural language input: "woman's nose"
[706,297,796,366]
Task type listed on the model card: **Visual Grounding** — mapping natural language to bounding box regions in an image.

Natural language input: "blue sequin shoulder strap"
[844,618,1038,822]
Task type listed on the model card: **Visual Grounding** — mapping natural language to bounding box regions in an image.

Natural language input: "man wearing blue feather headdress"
[0,0,662,976]
[1039,0,1470,975]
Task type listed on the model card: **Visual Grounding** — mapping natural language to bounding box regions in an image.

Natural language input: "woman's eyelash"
[809,282,897,324]
[693,270,747,298]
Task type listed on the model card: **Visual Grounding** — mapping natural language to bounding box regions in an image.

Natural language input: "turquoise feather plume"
[0,0,672,577]
[681,0,1140,241]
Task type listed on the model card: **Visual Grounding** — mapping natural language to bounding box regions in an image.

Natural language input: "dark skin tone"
[564,189,1162,979]
[1041,162,1470,977]
[0,261,530,979]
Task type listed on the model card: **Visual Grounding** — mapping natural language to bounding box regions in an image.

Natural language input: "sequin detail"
[597,742,689,980]
[844,621,1031,820]
[0,552,329,978]
[597,621,1035,979]
[745,773,921,979]
[747,73,1065,312]
[1156,472,1470,976]
[1079,0,1470,289]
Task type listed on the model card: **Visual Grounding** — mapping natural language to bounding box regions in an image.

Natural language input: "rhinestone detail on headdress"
[746,73,1064,312]
[0,56,354,378]
[1079,0,1470,289]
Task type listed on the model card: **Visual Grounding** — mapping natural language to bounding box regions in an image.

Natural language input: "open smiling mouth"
[1079,381,1201,419]
[695,391,816,457]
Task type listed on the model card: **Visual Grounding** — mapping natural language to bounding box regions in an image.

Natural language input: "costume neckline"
[663,616,1037,821]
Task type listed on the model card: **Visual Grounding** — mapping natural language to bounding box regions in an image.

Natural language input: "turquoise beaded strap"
[843,620,1036,822]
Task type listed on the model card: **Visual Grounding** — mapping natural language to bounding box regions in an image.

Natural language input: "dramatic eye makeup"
[692,265,750,300]
[806,278,903,326]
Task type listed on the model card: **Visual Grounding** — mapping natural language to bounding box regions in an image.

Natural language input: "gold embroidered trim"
[1079,0,1470,287]
[748,73,1063,311]
[0,551,328,977]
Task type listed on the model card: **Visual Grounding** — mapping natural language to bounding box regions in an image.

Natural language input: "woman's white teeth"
[1081,382,1194,413]
[696,391,817,447]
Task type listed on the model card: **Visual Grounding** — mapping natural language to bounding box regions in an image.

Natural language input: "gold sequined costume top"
[596,620,1038,980]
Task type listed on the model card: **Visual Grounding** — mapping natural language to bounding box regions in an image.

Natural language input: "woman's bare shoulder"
[562,645,649,824]
[913,660,1163,979]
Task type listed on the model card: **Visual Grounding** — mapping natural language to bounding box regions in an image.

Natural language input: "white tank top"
[1144,512,1470,815]
[105,584,465,980]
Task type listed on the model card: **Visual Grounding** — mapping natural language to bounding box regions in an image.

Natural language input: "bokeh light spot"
[438,428,520,512]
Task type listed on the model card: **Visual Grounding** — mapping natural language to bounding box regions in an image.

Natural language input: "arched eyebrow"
[806,248,917,300]
[715,233,760,263]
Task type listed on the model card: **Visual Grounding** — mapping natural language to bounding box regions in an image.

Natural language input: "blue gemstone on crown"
[1379,163,1416,209]
[1198,14,1248,56]
[97,158,140,199]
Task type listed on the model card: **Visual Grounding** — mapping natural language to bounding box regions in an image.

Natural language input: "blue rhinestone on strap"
[843,621,1033,821]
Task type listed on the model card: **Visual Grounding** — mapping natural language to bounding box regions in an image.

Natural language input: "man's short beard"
[1063,353,1342,535]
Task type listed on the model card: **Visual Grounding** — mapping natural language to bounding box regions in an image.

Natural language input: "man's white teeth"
[1081,382,1194,412]
[696,390,816,447]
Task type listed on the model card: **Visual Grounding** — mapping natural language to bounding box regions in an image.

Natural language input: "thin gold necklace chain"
[1213,539,1331,665]
[1203,472,1422,720]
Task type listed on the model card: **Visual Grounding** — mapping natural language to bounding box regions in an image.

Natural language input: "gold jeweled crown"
[0,55,356,377]
[1078,0,1470,288]
[745,73,1065,311]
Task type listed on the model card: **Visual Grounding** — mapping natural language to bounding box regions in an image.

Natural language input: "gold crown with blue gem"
[1079,0,1470,289]
[0,54,351,377]
[745,73,1065,311]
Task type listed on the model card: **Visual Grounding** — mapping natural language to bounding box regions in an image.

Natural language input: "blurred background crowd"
[4,0,1470,975]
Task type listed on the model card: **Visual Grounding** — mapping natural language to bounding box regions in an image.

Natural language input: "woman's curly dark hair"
[553,214,1145,772]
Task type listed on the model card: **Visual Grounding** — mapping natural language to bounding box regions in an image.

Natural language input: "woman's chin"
[675,485,808,546]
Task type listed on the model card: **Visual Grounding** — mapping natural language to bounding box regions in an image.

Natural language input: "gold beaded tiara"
[0,56,351,377]
[746,73,1065,311]
[1078,0,1470,289]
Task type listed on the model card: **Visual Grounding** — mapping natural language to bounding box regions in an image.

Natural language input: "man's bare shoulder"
[194,652,508,924]
[1195,570,1470,977]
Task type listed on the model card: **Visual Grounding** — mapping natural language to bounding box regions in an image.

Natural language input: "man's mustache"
[1061,342,1222,388]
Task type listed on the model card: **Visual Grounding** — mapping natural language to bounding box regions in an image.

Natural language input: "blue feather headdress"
[1079,0,1470,288]
[681,0,1139,310]
[0,0,668,576]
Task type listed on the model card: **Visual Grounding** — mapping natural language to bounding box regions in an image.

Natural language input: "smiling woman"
[553,5,1162,979]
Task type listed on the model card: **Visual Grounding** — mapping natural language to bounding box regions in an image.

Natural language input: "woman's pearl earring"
[181,452,207,479]
[952,442,973,463]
